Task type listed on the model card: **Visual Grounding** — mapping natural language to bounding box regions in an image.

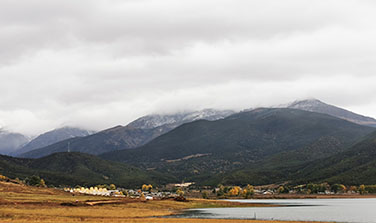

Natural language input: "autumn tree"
[147,184,153,192]
[142,184,153,192]
[228,186,241,196]
[176,189,185,197]
[349,186,357,193]
[277,186,289,194]
[142,184,147,191]
[0,174,7,181]
[359,184,366,194]
[331,184,346,193]
[39,179,46,187]
[242,184,254,198]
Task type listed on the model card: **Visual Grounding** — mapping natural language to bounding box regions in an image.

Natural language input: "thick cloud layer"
[1,0,376,135]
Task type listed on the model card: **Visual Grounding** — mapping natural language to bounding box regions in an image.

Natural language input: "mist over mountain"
[0,130,29,155]
[20,109,235,158]
[13,127,95,156]
[128,109,235,129]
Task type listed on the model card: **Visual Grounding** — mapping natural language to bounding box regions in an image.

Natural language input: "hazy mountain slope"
[287,99,376,127]
[0,152,176,187]
[101,108,374,184]
[0,130,29,155]
[13,127,94,156]
[20,126,157,158]
[21,109,234,158]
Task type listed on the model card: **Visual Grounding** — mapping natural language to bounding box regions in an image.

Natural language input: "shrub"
[202,191,209,199]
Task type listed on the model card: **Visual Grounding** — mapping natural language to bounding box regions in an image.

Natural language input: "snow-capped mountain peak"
[127,109,235,129]
[286,99,376,127]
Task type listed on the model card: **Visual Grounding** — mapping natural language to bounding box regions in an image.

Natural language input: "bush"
[365,185,376,193]
[24,175,46,187]
[0,174,7,181]
[202,191,209,199]
[331,184,346,193]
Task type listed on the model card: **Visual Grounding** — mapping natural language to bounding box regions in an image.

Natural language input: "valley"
[3,1,376,222]
[1,99,376,223]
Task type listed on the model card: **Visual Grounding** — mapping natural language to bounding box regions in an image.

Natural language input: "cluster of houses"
[127,189,177,200]
[63,186,180,200]
[64,187,124,197]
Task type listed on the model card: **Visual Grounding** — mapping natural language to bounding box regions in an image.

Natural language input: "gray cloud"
[1,0,376,135]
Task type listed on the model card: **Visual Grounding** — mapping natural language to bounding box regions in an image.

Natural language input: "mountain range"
[19,99,376,159]
[100,108,374,185]
[20,109,234,158]
[2,99,376,187]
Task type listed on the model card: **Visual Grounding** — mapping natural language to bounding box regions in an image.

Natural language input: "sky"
[1,0,376,136]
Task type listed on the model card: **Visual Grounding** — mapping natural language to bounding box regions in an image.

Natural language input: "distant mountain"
[0,152,176,187]
[21,109,235,158]
[0,130,29,155]
[20,126,159,158]
[13,127,94,156]
[100,108,374,185]
[287,99,376,127]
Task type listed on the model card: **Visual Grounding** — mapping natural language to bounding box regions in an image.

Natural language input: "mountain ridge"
[286,99,376,127]
[100,108,374,185]
[13,127,95,156]
[20,109,235,158]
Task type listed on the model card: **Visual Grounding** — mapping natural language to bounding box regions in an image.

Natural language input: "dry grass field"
[0,181,333,223]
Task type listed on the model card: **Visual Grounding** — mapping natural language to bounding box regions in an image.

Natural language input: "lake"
[173,198,376,223]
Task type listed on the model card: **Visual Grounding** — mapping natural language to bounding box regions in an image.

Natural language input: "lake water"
[173,198,376,223]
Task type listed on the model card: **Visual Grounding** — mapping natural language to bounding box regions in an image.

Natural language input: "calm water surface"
[173,198,376,223]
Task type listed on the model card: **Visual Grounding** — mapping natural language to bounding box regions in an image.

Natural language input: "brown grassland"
[0,181,334,223]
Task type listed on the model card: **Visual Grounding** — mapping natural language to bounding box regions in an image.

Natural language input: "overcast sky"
[1,0,376,135]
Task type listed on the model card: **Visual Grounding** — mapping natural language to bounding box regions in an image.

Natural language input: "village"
[62,181,375,200]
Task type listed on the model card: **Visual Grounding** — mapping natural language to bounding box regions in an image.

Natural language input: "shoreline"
[250,193,376,199]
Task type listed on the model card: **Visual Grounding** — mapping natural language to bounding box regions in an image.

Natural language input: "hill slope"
[21,109,234,158]
[101,108,374,184]
[0,152,175,187]
[287,99,376,127]
[295,130,376,185]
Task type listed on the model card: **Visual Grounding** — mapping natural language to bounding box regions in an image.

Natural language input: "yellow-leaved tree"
[228,186,241,196]
[242,184,254,198]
